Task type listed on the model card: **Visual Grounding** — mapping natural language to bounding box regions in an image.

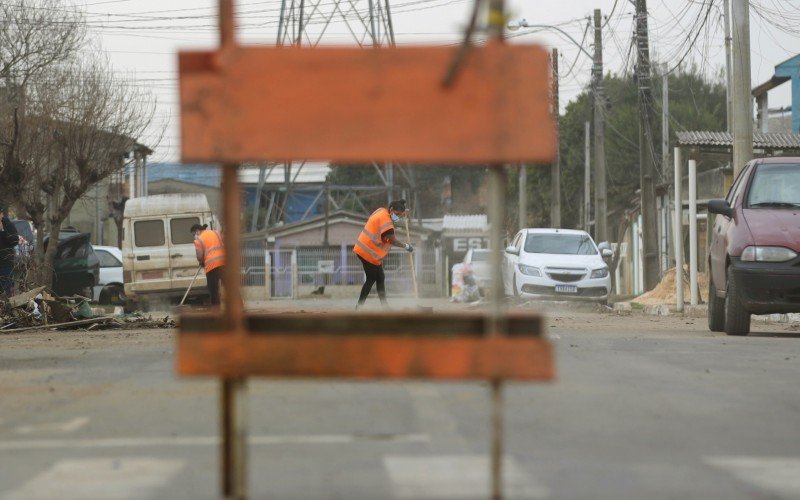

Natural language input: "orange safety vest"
[353,208,395,265]
[194,229,225,273]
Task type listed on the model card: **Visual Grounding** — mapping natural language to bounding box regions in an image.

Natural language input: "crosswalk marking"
[2,458,184,500]
[705,455,800,498]
[0,433,429,451]
[384,455,549,499]
[15,417,89,435]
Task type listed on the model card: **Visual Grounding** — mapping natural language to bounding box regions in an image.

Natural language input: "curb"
[612,302,800,326]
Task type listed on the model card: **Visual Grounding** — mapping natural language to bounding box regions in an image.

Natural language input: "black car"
[43,232,100,298]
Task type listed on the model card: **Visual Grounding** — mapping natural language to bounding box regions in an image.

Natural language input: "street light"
[506,19,594,60]
[506,18,594,230]
[506,17,597,231]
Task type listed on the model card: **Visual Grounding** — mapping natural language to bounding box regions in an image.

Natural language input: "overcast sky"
[78,0,798,163]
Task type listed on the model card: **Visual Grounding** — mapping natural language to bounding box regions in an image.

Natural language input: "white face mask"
[194,233,200,241]
[390,213,401,223]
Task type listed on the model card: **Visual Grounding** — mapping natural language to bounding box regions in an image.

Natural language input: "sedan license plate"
[554,284,578,294]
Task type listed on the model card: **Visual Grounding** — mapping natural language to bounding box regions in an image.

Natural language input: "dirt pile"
[632,267,709,305]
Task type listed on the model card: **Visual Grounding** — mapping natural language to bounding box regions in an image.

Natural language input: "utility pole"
[723,0,733,133]
[661,67,669,182]
[519,164,527,230]
[731,0,753,177]
[584,121,591,232]
[634,0,660,291]
[550,48,561,228]
[723,0,734,191]
[592,9,607,242]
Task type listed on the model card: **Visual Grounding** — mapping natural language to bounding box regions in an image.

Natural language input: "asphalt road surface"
[2,298,800,499]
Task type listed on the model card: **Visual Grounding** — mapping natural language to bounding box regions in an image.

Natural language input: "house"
[242,210,442,299]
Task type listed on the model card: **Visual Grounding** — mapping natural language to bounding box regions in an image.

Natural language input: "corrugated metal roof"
[239,162,330,184]
[442,214,488,232]
[676,131,800,149]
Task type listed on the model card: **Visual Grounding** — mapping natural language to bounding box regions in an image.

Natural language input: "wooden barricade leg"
[487,164,508,499]
[221,165,248,499]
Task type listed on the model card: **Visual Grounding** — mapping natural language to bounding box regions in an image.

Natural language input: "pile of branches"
[0,287,175,333]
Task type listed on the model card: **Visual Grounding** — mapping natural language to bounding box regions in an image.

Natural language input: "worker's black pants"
[207,266,223,305]
[357,256,387,305]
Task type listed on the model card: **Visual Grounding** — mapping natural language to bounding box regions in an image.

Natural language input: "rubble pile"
[1,287,175,333]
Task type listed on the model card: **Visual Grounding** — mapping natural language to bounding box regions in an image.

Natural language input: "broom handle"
[180,266,203,306]
[404,217,419,298]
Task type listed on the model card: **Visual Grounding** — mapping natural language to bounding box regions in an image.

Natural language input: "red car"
[707,157,800,336]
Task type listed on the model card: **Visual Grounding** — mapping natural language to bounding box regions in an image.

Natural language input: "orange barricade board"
[179,42,556,164]
[178,312,554,380]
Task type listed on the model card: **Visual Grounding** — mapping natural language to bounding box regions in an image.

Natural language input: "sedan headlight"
[590,267,609,279]
[740,246,798,262]
[518,264,541,276]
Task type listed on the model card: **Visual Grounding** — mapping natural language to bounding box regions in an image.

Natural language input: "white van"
[122,194,218,310]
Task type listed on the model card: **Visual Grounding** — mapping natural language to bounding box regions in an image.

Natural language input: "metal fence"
[240,239,439,298]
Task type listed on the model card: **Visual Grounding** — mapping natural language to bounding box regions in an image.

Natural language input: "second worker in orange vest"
[192,223,225,306]
[353,199,414,310]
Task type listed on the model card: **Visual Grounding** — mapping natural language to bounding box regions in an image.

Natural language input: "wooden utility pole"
[584,121,591,231]
[592,9,607,241]
[661,67,669,182]
[550,48,561,228]
[723,0,734,191]
[731,0,753,177]
[519,163,527,230]
[635,0,660,291]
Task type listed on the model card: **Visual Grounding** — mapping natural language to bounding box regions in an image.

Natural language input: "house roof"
[442,214,489,233]
[239,162,330,184]
[676,131,800,150]
[244,209,432,240]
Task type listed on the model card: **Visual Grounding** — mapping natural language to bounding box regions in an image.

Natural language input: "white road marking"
[384,455,549,499]
[2,458,184,500]
[705,455,800,498]
[15,417,89,435]
[0,433,429,451]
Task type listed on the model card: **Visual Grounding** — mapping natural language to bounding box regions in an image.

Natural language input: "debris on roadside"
[1,288,175,333]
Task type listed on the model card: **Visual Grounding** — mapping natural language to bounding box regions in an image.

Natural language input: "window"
[170,217,200,245]
[726,164,751,204]
[524,233,598,255]
[56,238,89,260]
[512,232,522,251]
[134,220,165,247]
[96,249,122,268]
[747,163,800,207]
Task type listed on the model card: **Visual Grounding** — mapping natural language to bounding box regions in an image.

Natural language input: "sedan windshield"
[524,233,597,255]
[747,163,800,208]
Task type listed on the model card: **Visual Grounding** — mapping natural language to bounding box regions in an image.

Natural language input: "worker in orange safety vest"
[353,199,414,310]
[192,223,225,305]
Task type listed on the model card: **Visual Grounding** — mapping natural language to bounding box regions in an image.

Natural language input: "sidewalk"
[612,300,800,326]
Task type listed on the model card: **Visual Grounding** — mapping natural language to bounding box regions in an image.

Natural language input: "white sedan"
[503,228,612,304]
[92,245,125,305]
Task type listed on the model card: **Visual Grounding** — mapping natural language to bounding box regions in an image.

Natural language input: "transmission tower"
[277,0,395,48]
[248,0,404,231]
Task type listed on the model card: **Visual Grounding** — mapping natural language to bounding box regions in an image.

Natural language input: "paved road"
[1,299,800,499]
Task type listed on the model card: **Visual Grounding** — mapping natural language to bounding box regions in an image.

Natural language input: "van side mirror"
[597,241,611,252]
[707,199,733,218]
[601,248,613,259]
[505,245,518,255]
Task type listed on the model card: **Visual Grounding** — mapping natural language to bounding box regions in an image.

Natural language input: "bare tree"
[0,0,86,203]
[10,57,157,287]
